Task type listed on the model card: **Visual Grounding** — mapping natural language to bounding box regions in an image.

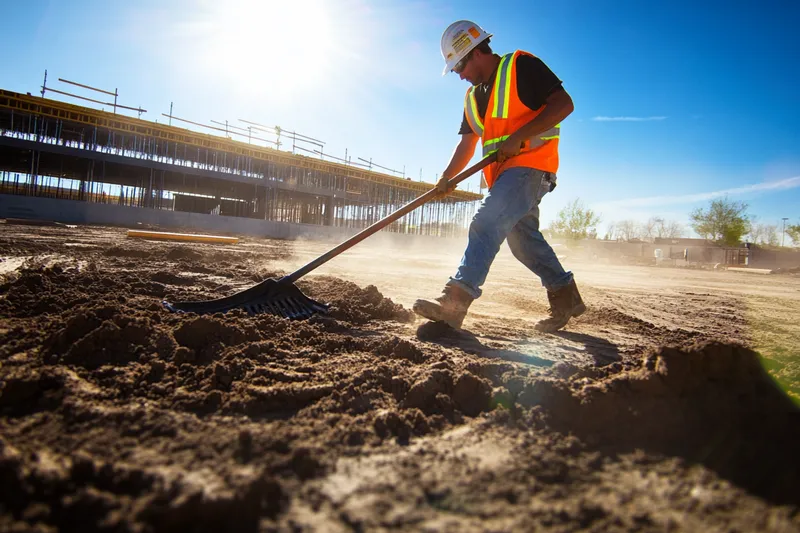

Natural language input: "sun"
[186,0,347,98]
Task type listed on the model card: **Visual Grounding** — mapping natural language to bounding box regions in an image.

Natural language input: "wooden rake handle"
[285,153,496,283]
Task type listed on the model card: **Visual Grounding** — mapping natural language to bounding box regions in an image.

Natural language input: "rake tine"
[299,301,313,318]
[287,298,303,318]
[297,301,312,318]
[163,276,329,319]
[285,300,299,319]
[301,302,316,318]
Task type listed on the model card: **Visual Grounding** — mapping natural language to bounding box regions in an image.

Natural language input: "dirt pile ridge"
[531,341,800,505]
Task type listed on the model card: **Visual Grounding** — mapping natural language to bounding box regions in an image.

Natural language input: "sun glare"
[187,0,346,98]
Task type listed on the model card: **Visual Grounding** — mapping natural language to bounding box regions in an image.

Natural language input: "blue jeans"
[448,166,573,299]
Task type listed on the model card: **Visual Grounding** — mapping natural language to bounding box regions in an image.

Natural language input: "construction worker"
[413,20,585,333]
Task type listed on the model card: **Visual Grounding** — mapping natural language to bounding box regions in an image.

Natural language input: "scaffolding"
[0,89,481,237]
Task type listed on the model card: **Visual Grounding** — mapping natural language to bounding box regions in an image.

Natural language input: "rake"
[163,154,495,319]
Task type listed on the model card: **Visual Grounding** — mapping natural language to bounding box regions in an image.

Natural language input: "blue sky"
[2,0,799,239]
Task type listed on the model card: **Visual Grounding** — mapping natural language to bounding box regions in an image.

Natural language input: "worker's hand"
[435,174,453,196]
[497,135,524,164]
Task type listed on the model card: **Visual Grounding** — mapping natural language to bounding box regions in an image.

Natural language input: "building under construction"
[0,87,481,239]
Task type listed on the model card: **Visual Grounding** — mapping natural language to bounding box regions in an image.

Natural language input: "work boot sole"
[412,299,465,330]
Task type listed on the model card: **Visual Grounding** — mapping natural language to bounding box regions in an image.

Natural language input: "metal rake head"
[163,277,328,319]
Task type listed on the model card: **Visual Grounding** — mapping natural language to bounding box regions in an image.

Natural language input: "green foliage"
[548,199,601,240]
[787,224,800,247]
[689,197,750,246]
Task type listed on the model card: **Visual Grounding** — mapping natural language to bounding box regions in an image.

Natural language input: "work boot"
[534,280,586,333]
[413,284,474,330]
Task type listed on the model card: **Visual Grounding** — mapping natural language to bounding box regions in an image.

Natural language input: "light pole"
[782,217,789,247]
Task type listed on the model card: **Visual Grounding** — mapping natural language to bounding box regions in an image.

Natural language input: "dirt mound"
[529,341,800,504]
[165,246,204,261]
[149,271,196,286]
[301,276,414,324]
[0,264,174,318]
[0,252,498,531]
[1,264,91,317]
[0,269,501,531]
[103,246,153,259]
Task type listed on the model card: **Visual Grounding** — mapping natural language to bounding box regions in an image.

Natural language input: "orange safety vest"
[463,50,561,189]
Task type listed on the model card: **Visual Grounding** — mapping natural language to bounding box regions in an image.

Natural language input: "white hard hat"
[440,20,492,76]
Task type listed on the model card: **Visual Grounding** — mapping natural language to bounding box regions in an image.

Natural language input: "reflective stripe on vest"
[464,87,484,136]
[482,124,560,158]
[482,135,511,155]
[539,124,560,140]
[491,54,514,119]
[463,53,513,135]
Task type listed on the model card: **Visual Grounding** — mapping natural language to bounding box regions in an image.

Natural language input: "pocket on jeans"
[533,171,549,203]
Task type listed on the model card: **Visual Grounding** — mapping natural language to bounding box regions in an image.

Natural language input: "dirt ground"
[1,222,799,533]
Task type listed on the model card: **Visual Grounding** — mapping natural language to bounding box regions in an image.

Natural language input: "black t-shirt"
[459,54,563,135]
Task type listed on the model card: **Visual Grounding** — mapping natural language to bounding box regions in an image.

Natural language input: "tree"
[604,222,616,241]
[642,217,659,241]
[548,198,601,240]
[689,197,750,246]
[640,216,684,241]
[606,217,684,242]
[786,224,800,247]
[611,219,642,241]
[767,226,780,246]
[655,218,684,239]
[747,221,779,246]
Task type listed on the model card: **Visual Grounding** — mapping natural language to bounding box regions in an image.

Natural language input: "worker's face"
[454,49,480,85]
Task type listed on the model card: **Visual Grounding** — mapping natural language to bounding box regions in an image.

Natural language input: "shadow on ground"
[416,321,623,368]
[534,341,800,506]
[553,330,622,364]
[416,321,553,366]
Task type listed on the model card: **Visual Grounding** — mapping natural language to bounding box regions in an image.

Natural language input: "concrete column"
[324,196,334,226]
